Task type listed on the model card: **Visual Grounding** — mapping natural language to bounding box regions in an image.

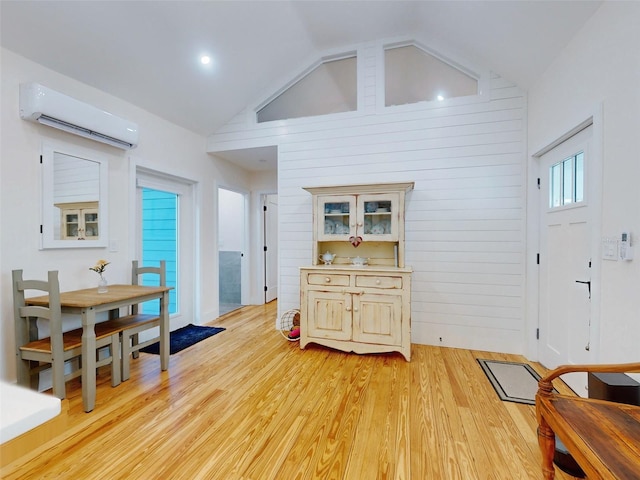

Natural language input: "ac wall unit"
[19,82,139,149]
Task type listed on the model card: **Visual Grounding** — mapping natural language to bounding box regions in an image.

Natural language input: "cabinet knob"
[376,279,381,285]
[346,306,351,312]
[354,307,358,312]
[325,277,331,283]
[357,222,363,227]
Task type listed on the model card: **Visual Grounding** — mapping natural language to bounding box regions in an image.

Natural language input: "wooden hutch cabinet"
[300,182,413,361]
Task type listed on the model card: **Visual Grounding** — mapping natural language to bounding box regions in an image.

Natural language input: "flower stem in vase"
[98,273,108,293]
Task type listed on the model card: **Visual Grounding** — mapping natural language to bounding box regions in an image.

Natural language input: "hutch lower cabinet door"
[306,290,353,341]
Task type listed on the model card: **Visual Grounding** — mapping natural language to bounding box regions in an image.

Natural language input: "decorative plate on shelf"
[365,202,378,213]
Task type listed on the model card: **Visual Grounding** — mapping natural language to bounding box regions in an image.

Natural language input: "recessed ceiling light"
[436,95,445,101]
[200,55,211,65]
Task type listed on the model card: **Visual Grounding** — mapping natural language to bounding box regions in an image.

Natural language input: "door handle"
[575,280,591,298]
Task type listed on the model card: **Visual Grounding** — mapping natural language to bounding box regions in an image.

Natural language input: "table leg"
[160,291,169,371]
[81,308,97,412]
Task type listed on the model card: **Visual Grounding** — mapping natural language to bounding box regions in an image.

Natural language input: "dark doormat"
[141,324,225,355]
[477,358,548,405]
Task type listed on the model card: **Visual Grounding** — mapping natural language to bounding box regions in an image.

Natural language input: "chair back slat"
[131,260,166,315]
[19,305,54,321]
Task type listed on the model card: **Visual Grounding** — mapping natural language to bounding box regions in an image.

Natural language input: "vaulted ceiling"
[1,1,602,141]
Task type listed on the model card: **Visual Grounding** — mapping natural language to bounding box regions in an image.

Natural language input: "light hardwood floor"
[1,301,579,479]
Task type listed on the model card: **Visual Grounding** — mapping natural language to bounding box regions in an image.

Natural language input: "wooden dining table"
[26,284,172,412]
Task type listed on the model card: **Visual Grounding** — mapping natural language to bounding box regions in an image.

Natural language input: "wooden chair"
[13,270,121,400]
[535,362,640,479]
[119,260,166,381]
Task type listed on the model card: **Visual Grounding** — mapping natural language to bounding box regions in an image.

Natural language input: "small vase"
[97,274,108,293]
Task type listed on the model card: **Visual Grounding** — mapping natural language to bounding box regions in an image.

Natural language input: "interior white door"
[538,126,593,396]
[264,194,278,303]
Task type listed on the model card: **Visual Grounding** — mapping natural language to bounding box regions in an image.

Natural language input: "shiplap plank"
[412,302,521,321]
[407,271,522,286]
[408,219,521,231]
[406,208,522,221]
[410,251,522,265]
[415,292,523,309]
[415,281,522,297]
[410,229,522,242]
[406,241,522,253]
[408,260,522,275]
[411,315,523,335]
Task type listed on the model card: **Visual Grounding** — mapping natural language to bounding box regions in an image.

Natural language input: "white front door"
[538,126,593,396]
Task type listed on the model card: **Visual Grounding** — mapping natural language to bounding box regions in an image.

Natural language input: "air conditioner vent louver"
[19,83,138,150]
[37,115,136,149]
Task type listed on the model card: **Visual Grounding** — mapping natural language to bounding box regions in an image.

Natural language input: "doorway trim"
[525,104,604,362]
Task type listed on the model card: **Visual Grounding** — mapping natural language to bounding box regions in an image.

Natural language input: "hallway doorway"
[218,188,246,315]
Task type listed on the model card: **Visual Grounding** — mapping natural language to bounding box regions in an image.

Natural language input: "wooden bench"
[535,362,640,479]
[0,382,67,467]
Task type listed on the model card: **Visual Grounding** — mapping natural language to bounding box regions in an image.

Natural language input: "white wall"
[0,49,274,381]
[218,188,245,251]
[528,2,640,363]
[208,40,528,354]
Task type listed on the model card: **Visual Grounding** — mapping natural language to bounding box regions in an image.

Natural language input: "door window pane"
[549,151,585,209]
[575,152,584,202]
[550,163,562,207]
[562,158,574,205]
[141,188,178,314]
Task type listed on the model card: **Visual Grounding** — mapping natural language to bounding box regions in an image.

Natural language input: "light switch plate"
[602,237,618,261]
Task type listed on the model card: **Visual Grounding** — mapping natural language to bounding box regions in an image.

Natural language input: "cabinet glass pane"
[85,223,99,237]
[364,200,392,235]
[66,224,78,237]
[323,201,350,235]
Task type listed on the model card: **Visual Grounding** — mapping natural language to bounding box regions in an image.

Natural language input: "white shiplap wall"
[208,42,527,354]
